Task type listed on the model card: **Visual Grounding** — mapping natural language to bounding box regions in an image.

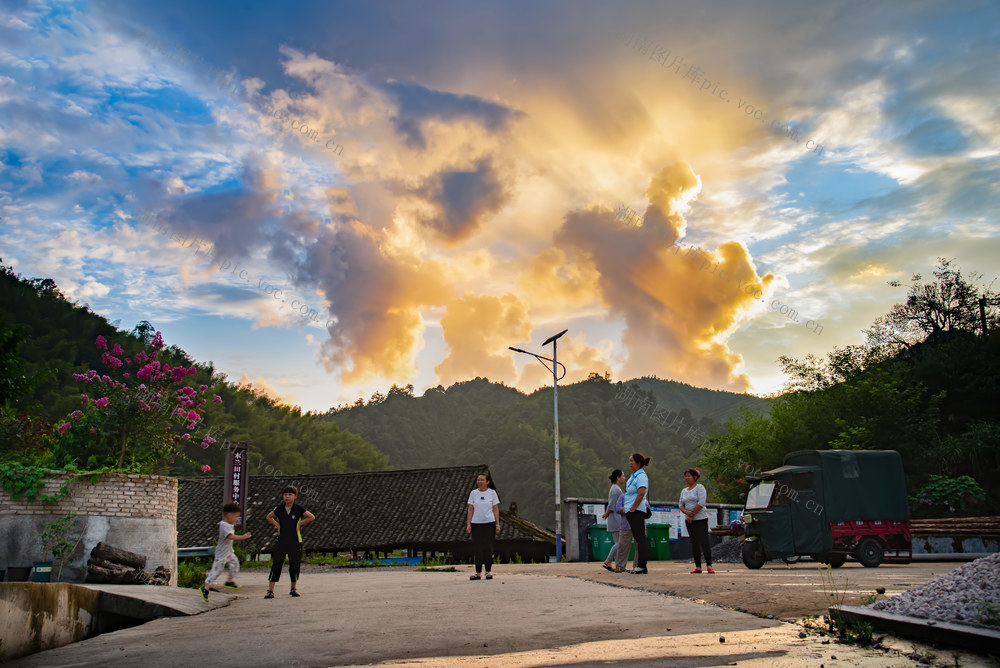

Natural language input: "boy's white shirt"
[214,520,235,559]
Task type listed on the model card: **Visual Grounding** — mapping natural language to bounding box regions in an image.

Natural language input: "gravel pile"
[870,552,1000,629]
[709,537,743,563]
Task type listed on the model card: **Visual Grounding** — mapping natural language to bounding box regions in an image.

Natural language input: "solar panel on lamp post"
[509,328,568,561]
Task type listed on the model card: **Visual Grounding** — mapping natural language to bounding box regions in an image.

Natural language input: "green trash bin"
[589,525,620,562]
[31,561,53,582]
[646,524,672,561]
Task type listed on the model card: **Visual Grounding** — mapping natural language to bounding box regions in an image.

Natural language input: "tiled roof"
[177,465,557,553]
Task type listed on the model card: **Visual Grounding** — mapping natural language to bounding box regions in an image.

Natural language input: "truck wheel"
[856,537,884,568]
[824,553,847,568]
[742,541,766,569]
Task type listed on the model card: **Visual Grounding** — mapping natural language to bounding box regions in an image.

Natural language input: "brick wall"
[0,473,178,584]
[0,472,177,519]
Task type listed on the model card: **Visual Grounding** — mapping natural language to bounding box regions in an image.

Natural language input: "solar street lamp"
[509,328,568,561]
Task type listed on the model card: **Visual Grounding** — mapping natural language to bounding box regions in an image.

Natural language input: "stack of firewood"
[911,517,1000,536]
[85,541,171,585]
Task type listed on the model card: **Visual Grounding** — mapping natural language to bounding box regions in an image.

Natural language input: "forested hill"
[324,377,770,525]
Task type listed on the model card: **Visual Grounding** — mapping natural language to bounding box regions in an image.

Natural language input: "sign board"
[224,440,249,528]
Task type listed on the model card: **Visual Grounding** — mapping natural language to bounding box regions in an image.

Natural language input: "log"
[87,557,129,573]
[91,541,146,569]
[86,564,122,583]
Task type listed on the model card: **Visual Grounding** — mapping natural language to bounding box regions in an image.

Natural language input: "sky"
[1,0,998,413]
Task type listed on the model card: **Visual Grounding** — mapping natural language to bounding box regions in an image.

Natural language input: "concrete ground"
[7,562,992,667]
[503,560,964,621]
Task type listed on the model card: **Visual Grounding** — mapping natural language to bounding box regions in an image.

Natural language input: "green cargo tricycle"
[739,449,912,569]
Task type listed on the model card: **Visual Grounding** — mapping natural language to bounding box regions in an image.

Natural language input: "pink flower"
[95,335,108,350]
[186,410,200,422]
[199,384,208,393]
[95,397,110,408]
[111,343,124,356]
[181,433,190,440]
[90,426,96,433]
[188,366,197,375]
[213,395,223,404]
[138,384,147,391]
[57,422,71,434]
[737,478,745,484]
[81,394,90,403]
[201,435,216,448]
[70,410,83,420]
[137,362,162,379]
[201,465,211,473]
[201,442,211,449]
[151,332,164,350]
[123,373,130,378]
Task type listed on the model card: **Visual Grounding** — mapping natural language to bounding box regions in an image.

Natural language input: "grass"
[815,564,882,647]
[176,558,211,589]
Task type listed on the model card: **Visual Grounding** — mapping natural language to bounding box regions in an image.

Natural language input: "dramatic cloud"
[435,293,532,386]
[556,163,777,391]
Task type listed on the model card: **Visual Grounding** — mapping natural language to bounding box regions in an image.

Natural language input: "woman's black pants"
[688,518,712,567]
[471,522,496,573]
[625,511,648,569]
[269,542,302,583]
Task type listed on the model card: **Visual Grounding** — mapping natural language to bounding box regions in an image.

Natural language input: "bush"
[176,558,211,589]
[909,474,984,518]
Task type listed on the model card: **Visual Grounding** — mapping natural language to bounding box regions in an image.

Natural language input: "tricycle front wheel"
[742,541,766,569]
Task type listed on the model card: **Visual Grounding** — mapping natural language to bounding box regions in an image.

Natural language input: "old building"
[177,465,560,562]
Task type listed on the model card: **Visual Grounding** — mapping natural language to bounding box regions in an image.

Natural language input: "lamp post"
[509,328,568,561]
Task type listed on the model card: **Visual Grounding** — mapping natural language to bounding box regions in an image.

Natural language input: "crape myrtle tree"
[47,331,219,472]
[700,259,1000,514]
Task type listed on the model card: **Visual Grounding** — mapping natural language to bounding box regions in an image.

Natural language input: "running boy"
[265,486,315,598]
[200,502,252,601]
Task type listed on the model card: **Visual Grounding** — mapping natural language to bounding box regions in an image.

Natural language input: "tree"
[869,258,998,351]
[701,260,1000,513]
[47,332,216,471]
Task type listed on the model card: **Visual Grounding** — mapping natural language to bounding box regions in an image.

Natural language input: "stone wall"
[0,583,101,661]
[0,472,177,585]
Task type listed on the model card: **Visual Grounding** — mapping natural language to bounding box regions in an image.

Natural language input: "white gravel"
[870,552,1000,629]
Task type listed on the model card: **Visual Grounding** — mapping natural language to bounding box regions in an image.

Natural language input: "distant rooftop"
[177,465,559,558]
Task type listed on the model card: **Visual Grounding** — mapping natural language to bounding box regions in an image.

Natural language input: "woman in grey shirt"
[600,469,625,572]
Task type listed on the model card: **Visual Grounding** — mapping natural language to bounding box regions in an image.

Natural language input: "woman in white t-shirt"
[679,468,714,574]
[466,473,501,580]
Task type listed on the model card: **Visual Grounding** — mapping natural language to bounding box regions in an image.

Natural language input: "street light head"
[542,329,569,347]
